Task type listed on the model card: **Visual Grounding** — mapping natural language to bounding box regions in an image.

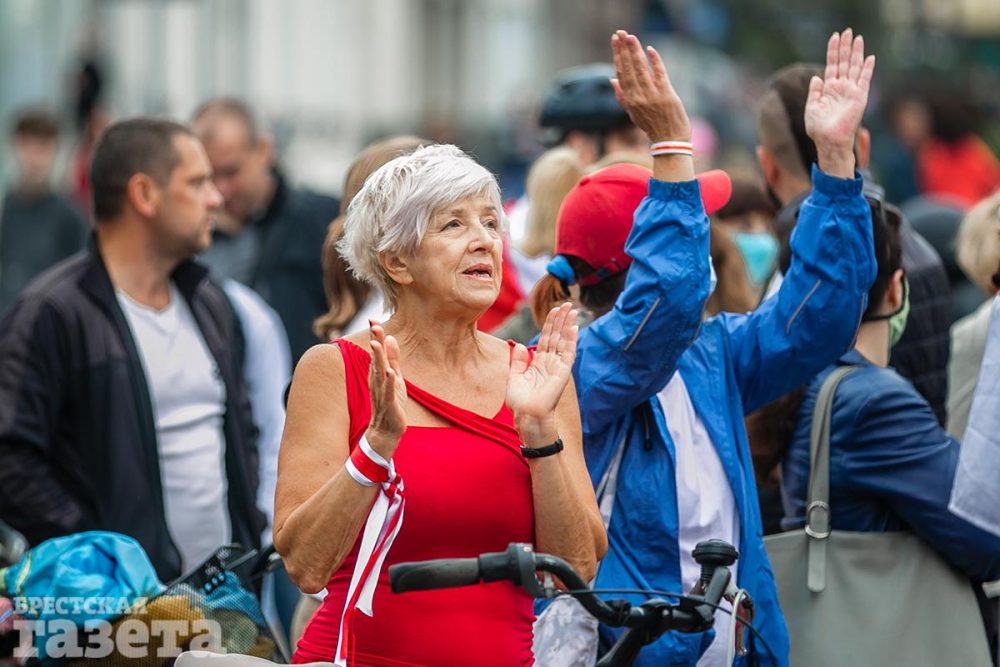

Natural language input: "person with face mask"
[711,180,781,300]
[779,199,1000,653]
[733,230,780,288]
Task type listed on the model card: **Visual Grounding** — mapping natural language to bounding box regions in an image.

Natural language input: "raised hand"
[805,28,876,178]
[506,303,578,447]
[367,321,407,457]
[610,30,690,143]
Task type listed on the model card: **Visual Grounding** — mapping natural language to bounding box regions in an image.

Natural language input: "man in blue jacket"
[533,29,877,665]
[781,178,1000,657]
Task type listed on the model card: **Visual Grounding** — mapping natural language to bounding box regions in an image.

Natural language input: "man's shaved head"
[755,63,823,179]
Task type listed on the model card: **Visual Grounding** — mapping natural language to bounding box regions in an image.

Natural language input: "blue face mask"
[733,231,779,286]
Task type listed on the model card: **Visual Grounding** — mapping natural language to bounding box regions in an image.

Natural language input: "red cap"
[554,164,731,284]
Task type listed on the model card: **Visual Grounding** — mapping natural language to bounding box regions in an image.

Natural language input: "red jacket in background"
[919,136,1000,209]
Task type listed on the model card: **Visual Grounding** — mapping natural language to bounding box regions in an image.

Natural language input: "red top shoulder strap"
[505,339,538,364]
[333,339,372,449]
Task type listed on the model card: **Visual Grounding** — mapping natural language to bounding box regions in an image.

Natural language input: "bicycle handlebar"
[388,556,485,592]
[389,539,741,660]
[390,544,566,596]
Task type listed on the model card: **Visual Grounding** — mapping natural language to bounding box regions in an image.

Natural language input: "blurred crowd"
[0,20,999,667]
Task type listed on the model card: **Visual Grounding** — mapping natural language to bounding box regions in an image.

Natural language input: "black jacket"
[0,242,265,581]
[199,170,339,363]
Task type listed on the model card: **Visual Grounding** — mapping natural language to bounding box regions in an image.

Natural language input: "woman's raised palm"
[506,303,578,420]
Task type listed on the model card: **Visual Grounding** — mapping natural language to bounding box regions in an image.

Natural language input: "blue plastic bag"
[0,531,163,624]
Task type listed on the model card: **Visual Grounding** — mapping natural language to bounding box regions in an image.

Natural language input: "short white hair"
[338,144,507,310]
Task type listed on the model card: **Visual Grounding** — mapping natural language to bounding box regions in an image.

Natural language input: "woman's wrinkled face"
[406,193,503,314]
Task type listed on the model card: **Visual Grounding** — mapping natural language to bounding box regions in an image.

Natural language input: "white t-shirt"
[657,372,740,666]
[117,283,230,574]
[223,280,290,544]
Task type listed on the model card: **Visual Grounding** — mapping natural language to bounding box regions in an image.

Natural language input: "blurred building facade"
[0,0,643,195]
[1,0,997,196]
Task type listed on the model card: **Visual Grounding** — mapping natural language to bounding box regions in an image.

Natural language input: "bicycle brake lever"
[727,589,755,658]
[538,572,560,599]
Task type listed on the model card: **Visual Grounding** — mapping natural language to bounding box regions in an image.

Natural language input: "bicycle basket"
[70,545,284,667]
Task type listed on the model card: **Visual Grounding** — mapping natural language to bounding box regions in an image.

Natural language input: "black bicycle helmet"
[539,63,631,131]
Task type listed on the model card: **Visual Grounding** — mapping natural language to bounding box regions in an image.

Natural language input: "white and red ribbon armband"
[335,435,406,666]
[344,434,392,486]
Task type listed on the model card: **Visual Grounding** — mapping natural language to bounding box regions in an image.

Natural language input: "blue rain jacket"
[575,167,874,666]
[781,349,1000,583]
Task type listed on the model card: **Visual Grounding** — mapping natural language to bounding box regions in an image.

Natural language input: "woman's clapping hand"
[366,321,407,457]
[506,303,578,446]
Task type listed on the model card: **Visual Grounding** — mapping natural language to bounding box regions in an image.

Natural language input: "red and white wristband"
[336,434,405,666]
[345,434,392,486]
[650,140,694,158]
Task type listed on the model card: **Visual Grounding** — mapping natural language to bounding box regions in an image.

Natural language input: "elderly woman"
[274,144,605,666]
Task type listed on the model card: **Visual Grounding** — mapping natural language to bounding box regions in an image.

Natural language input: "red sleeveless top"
[293,339,536,666]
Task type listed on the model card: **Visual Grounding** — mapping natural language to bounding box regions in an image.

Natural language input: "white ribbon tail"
[334,476,405,666]
[335,491,391,665]
[357,493,405,616]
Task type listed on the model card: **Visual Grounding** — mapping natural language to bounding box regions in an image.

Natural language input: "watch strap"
[521,437,564,459]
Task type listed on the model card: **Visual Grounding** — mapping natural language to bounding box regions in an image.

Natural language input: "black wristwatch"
[521,437,564,459]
